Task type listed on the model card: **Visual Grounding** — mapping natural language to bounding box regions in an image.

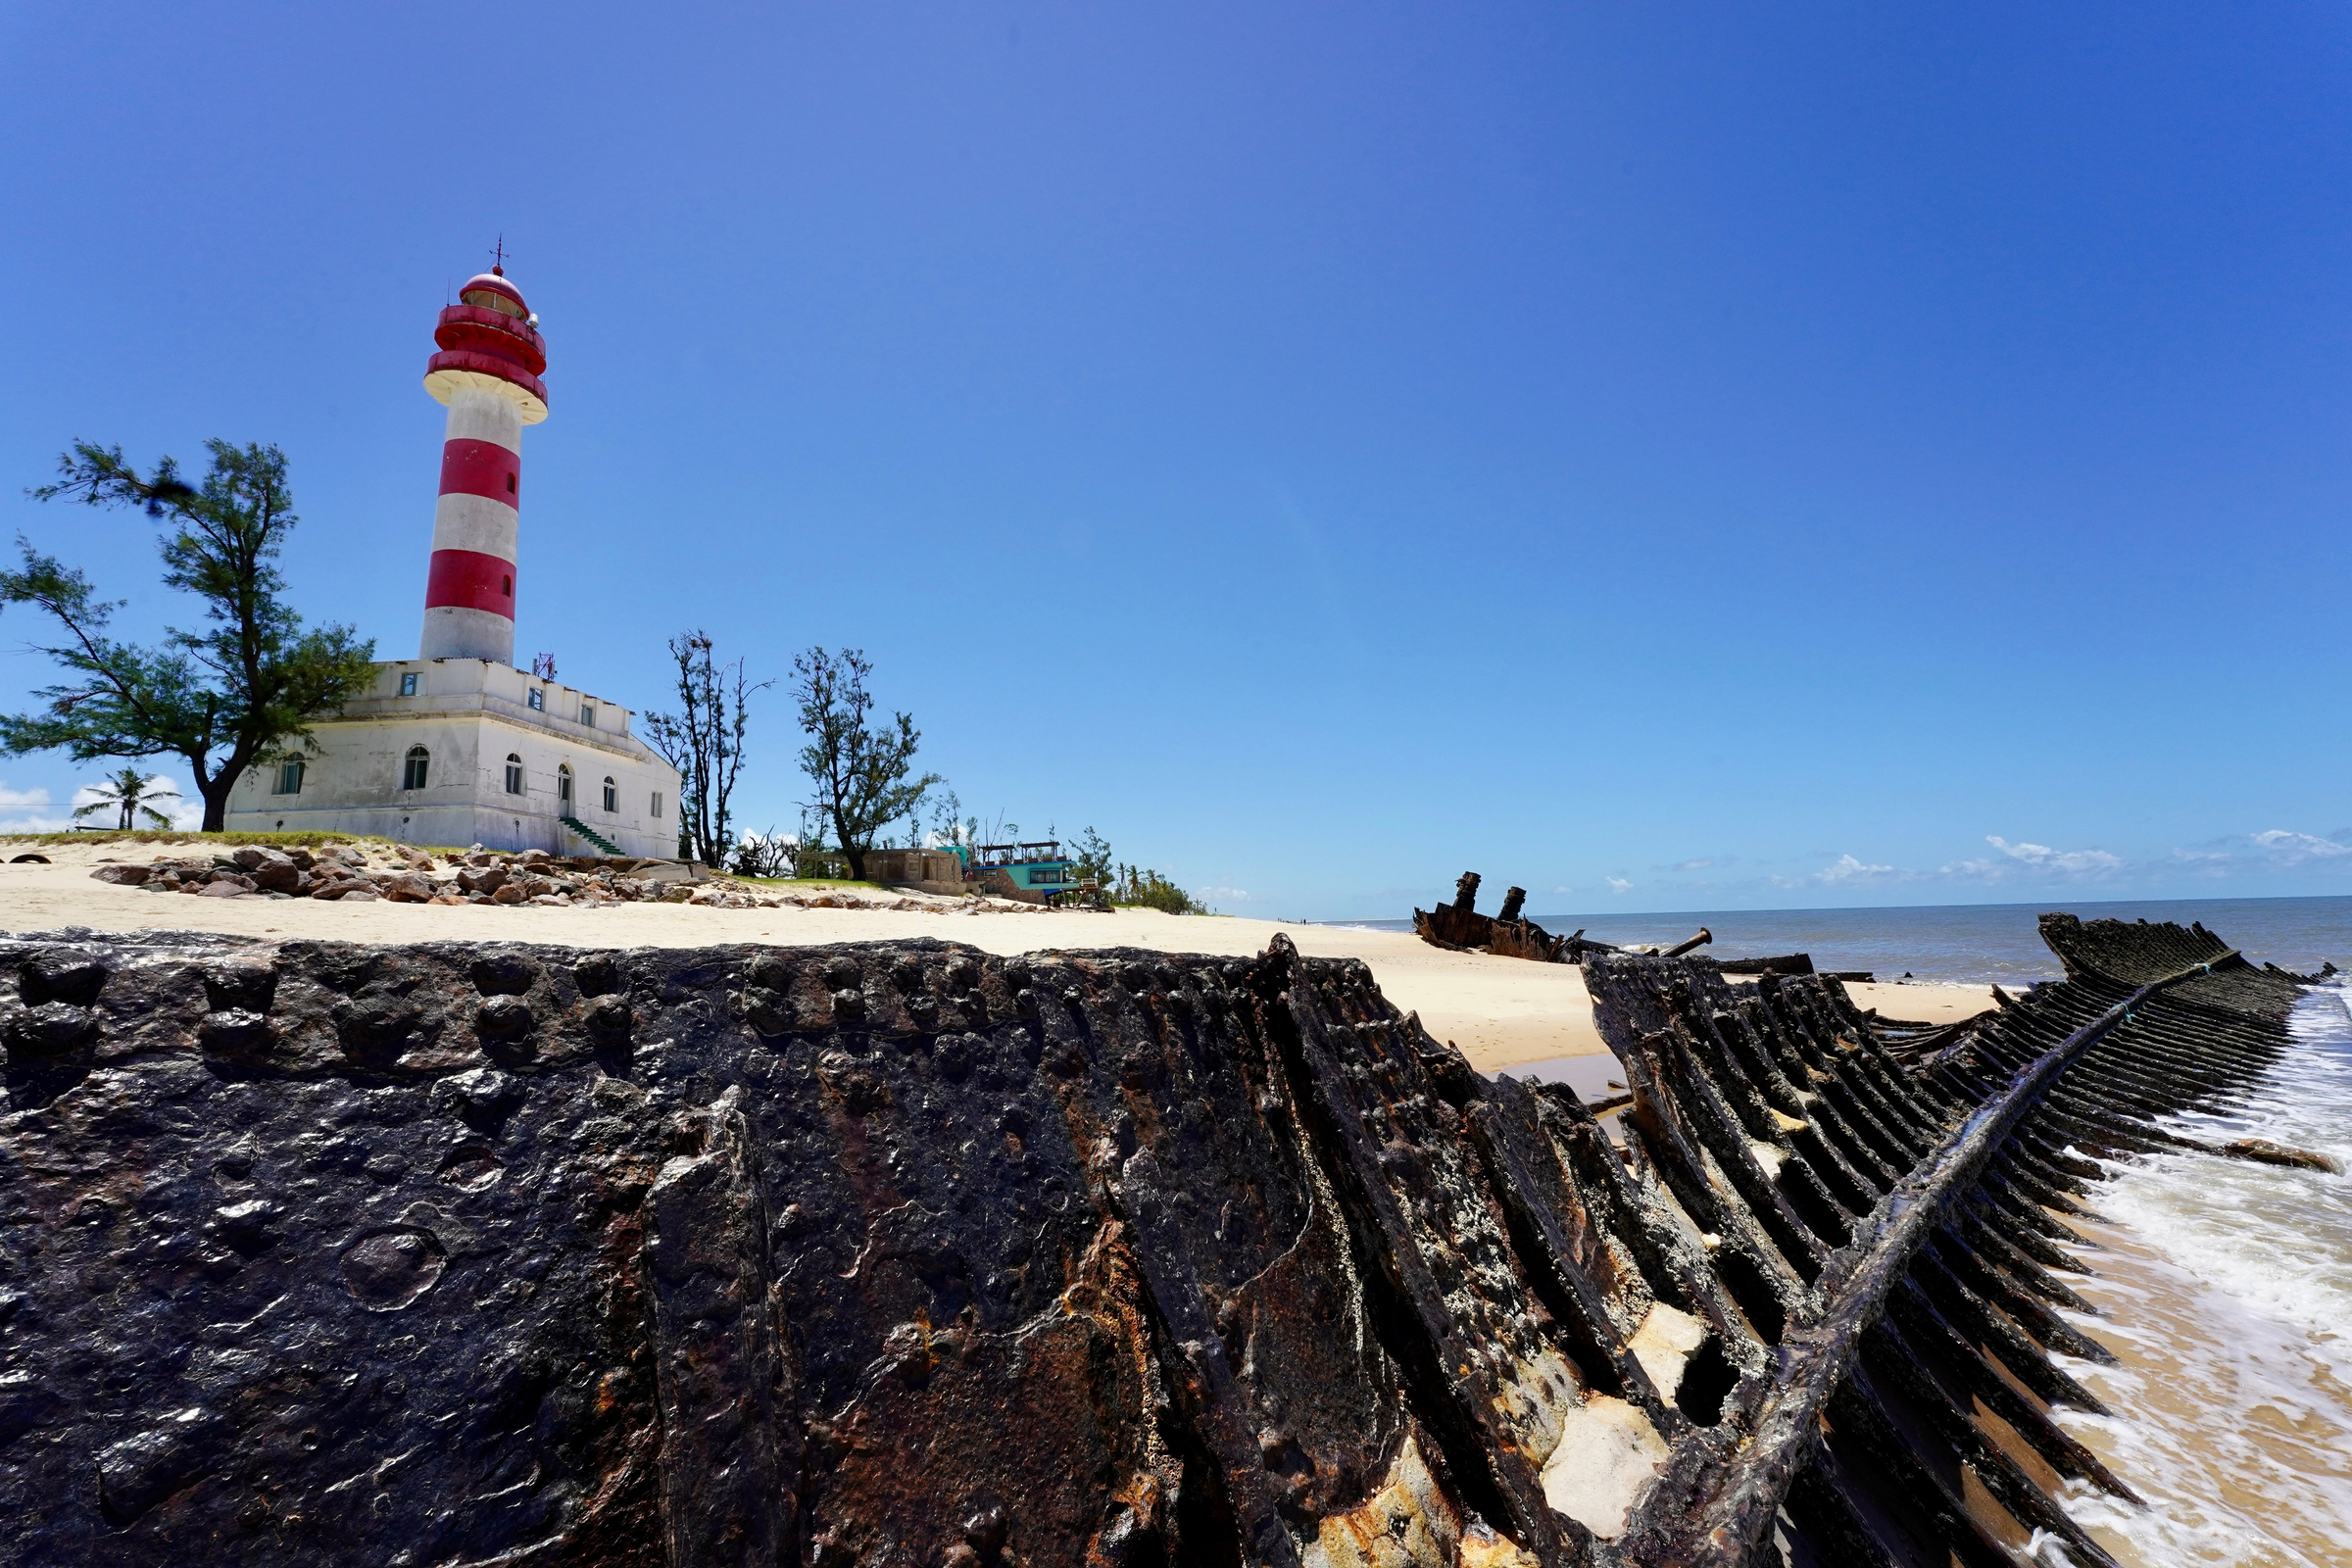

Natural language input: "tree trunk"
[196,755,233,832]
[827,802,864,881]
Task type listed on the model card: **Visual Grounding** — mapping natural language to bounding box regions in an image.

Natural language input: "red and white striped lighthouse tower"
[418,262,548,664]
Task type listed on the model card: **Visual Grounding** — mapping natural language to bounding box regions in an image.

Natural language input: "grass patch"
[0,830,466,854]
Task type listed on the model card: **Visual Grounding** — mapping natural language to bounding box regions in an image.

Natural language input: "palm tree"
[74,767,180,830]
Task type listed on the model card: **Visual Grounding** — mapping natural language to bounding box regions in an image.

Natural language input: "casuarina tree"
[643,630,769,867]
[3,441,375,831]
[792,647,940,882]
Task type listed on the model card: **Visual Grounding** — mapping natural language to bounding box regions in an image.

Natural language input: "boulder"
[381,875,436,904]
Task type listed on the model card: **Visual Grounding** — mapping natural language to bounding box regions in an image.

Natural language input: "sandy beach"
[0,840,1992,1073]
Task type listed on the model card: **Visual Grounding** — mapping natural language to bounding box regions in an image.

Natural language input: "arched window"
[601,776,616,812]
[504,754,524,795]
[401,746,429,791]
[557,764,573,808]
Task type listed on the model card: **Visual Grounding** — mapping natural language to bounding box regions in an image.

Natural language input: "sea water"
[1342,897,2352,1560]
[1335,895,2352,986]
[2045,980,2352,1566]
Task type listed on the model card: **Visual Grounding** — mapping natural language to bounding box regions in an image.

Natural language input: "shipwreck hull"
[0,915,2318,1565]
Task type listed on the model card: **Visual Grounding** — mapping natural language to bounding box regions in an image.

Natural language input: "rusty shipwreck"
[0,913,2332,1565]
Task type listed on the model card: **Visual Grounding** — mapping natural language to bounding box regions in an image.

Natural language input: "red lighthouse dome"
[424,268,549,420]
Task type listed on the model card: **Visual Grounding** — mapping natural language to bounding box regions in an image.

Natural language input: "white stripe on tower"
[419,265,548,665]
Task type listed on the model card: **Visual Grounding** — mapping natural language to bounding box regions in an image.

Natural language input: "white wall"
[224,660,681,855]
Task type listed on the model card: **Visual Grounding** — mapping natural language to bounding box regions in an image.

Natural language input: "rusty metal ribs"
[1587,913,2312,1568]
[0,914,2315,1566]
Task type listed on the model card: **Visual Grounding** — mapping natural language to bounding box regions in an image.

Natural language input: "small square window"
[399,672,419,697]
[580,702,596,728]
[505,472,515,495]
[273,760,303,795]
[502,574,512,597]
[651,792,663,819]
[527,689,543,711]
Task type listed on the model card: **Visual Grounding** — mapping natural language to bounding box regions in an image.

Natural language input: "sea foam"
[2049,983,2352,1566]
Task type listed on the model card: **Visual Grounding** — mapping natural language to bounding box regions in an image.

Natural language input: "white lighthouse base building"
[225,659,681,858]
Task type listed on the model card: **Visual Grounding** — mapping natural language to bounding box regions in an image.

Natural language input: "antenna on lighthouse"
[490,234,509,276]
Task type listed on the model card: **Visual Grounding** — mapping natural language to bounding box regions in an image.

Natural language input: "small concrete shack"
[856,848,968,895]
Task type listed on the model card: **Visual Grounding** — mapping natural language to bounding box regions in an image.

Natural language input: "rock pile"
[86,843,1054,914]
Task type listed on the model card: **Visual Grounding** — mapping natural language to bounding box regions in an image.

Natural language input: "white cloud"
[1663,857,1726,872]
[1200,885,1253,904]
[1604,876,1633,894]
[1814,854,1904,884]
[0,782,73,834]
[2251,829,2352,866]
[1551,885,1573,895]
[1984,836,2124,876]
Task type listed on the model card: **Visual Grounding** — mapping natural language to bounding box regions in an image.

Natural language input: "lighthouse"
[418,265,547,665]
[223,259,680,857]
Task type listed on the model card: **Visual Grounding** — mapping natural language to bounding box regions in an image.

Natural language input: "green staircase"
[559,815,622,857]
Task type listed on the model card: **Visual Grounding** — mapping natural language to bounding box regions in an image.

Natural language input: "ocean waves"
[2051,982,2352,1566]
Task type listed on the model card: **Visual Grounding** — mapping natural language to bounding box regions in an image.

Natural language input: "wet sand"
[0,842,1993,1074]
[2047,987,2352,1566]
[2055,1213,2352,1567]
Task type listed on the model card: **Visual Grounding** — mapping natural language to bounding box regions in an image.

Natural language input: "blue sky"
[2,3,2348,919]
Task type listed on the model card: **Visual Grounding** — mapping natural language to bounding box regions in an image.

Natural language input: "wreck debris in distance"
[1414,871,1713,967]
[0,913,2329,1564]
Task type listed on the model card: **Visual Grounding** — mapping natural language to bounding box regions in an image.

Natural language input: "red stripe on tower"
[438,438,520,505]
[418,261,546,664]
[424,550,517,616]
